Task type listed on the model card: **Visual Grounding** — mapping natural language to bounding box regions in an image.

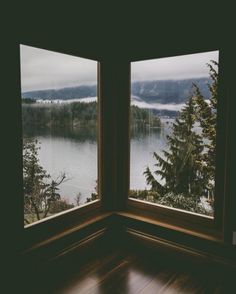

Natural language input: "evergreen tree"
[143,61,218,212]
[144,96,206,201]
[193,61,218,199]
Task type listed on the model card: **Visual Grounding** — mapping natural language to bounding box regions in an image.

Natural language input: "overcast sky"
[132,50,219,81]
[20,45,97,92]
[20,45,218,92]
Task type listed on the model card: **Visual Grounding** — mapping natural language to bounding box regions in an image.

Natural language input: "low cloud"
[131,99,185,111]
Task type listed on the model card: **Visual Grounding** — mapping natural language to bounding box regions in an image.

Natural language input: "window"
[129,51,219,219]
[20,45,99,226]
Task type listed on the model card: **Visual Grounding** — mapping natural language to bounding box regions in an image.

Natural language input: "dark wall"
[2,3,235,262]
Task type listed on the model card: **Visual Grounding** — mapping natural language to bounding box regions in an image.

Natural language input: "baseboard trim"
[21,213,114,267]
[126,228,236,269]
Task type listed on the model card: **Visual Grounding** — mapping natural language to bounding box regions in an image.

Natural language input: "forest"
[22,101,161,129]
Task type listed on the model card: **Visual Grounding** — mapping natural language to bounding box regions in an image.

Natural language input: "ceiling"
[10,3,231,62]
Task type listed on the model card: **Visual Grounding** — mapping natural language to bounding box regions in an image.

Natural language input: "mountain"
[22,77,211,105]
[22,85,97,100]
[131,78,211,104]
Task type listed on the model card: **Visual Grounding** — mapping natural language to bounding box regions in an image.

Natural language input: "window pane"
[21,45,98,226]
[129,51,219,217]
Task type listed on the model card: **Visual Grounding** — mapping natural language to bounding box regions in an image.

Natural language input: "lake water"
[24,119,173,205]
[130,121,172,190]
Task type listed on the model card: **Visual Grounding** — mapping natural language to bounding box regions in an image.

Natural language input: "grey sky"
[20,45,97,92]
[20,45,218,92]
[132,51,219,81]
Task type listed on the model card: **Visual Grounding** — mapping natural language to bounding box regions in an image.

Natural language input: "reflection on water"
[23,122,172,204]
[23,125,97,142]
[130,125,171,190]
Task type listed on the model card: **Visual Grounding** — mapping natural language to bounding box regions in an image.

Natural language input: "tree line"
[130,105,161,128]
[22,101,161,129]
[22,101,97,128]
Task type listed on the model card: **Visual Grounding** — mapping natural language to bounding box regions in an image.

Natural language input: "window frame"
[126,50,228,240]
[20,45,104,248]
[19,45,230,249]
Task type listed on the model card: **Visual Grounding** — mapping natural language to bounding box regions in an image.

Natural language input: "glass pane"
[129,51,219,217]
[20,45,98,226]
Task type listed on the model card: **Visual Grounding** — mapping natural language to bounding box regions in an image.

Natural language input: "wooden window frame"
[126,50,229,241]
[19,45,230,250]
[20,46,105,249]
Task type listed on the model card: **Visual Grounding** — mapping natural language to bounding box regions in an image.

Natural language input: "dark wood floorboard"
[33,249,235,294]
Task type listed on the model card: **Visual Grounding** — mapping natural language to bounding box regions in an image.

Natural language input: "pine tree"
[143,61,218,210]
[144,96,207,202]
[193,61,218,199]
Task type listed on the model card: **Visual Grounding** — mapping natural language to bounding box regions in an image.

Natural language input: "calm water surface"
[24,120,173,204]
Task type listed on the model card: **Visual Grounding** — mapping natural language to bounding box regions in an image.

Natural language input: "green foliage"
[143,167,166,194]
[192,61,218,198]
[129,190,211,215]
[49,199,74,214]
[85,193,99,203]
[22,102,161,130]
[129,189,159,203]
[144,96,207,200]
[131,105,161,128]
[23,138,101,224]
[22,101,98,128]
[23,138,66,224]
[157,193,211,216]
[23,139,100,224]
[22,98,36,104]
[141,61,218,215]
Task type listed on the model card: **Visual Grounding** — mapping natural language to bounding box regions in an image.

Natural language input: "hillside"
[131,78,211,104]
[22,77,211,105]
[22,85,97,100]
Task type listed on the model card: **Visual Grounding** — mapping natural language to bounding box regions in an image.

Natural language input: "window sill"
[115,210,224,244]
[22,211,113,255]
[125,198,224,240]
[22,200,105,250]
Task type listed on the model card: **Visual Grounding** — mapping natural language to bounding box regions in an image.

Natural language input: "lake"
[24,119,173,205]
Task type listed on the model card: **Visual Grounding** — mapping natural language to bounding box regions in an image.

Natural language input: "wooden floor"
[32,249,235,294]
